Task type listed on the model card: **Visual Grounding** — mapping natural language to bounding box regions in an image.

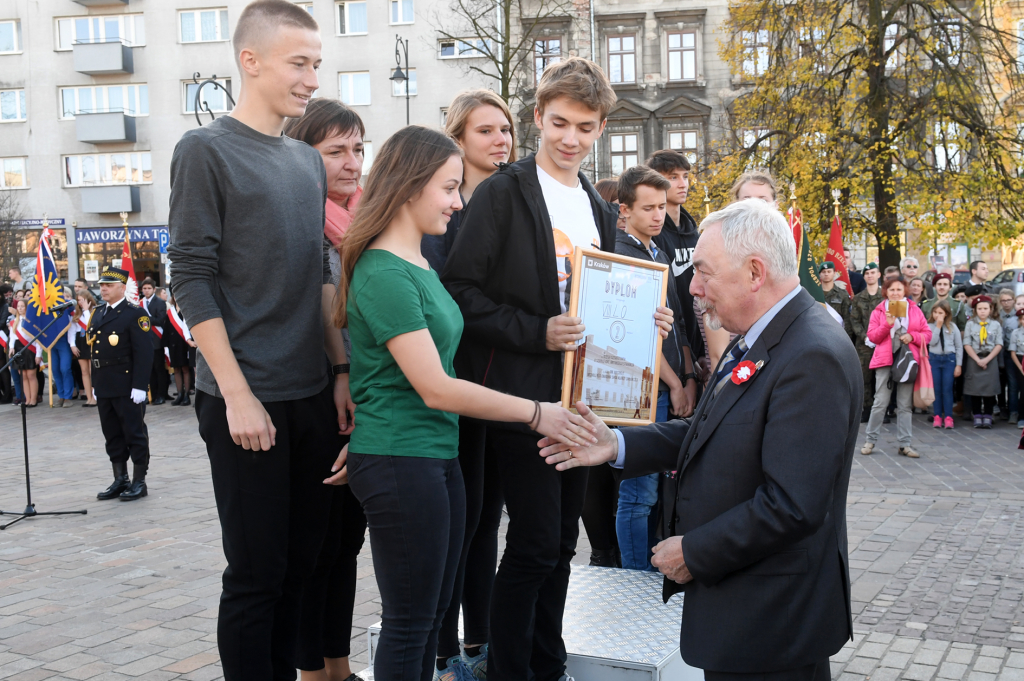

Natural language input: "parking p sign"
[159,231,169,254]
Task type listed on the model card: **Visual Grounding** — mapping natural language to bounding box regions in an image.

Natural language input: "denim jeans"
[11,367,23,401]
[930,353,957,419]
[615,392,669,571]
[49,337,75,400]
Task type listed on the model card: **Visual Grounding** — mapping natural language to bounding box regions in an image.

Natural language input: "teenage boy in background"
[612,165,694,572]
[443,58,672,681]
[167,2,350,679]
[648,150,703,375]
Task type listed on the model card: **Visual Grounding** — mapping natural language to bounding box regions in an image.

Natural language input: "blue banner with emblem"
[24,227,72,349]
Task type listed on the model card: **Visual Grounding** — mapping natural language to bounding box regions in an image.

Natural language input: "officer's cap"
[98,267,129,284]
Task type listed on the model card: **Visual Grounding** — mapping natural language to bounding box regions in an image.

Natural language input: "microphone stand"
[1,307,88,530]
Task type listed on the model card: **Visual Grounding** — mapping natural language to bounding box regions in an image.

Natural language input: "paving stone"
[976,656,1007,673]
[904,663,938,681]
[939,662,971,679]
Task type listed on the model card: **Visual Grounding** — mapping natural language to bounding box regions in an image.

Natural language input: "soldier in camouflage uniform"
[848,263,883,422]
[820,261,853,331]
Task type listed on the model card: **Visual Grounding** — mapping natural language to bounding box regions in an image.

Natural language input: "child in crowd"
[927,301,962,429]
[1008,308,1024,428]
[963,295,1003,428]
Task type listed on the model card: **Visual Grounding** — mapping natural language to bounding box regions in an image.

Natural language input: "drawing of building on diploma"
[568,334,654,420]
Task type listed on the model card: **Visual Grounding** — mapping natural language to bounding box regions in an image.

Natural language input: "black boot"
[589,548,620,568]
[171,392,184,406]
[97,462,130,500]
[120,470,148,501]
[179,393,191,406]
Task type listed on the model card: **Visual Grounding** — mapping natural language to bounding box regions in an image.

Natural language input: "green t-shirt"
[348,249,464,458]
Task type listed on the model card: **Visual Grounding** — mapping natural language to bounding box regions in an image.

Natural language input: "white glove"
[131,389,147,404]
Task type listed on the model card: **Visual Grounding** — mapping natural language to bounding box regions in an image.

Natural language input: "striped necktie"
[712,336,748,397]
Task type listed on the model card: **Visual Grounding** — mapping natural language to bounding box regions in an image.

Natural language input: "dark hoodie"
[653,208,703,360]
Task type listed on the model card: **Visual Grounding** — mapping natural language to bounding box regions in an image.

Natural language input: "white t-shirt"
[536,164,601,313]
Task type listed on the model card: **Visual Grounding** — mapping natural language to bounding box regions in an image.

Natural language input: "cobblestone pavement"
[1,400,1023,680]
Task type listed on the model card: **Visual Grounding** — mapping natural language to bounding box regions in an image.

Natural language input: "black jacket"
[441,155,618,420]
[653,209,703,360]
[613,230,687,391]
[621,290,860,673]
[141,295,167,351]
[87,301,155,398]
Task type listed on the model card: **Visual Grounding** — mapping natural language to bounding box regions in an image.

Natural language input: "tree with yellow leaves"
[706,0,1024,268]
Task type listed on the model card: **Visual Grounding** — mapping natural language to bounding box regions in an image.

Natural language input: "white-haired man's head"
[900,257,920,276]
[690,198,800,335]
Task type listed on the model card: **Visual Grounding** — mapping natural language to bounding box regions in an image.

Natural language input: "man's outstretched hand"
[539,402,618,471]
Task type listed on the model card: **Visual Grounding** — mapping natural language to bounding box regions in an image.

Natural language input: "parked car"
[922,269,971,286]
[989,268,1024,298]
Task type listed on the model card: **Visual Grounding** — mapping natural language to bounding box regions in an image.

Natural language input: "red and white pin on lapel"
[731,360,765,385]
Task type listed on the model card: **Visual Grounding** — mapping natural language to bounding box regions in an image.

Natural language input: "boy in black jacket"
[442,59,672,681]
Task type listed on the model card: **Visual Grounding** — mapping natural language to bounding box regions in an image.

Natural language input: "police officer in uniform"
[88,267,154,501]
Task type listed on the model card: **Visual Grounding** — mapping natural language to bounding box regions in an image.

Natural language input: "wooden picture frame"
[560,247,669,427]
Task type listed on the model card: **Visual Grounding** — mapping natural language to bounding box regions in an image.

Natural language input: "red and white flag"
[0,328,7,351]
[167,305,191,341]
[121,226,140,305]
[826,215,854,298]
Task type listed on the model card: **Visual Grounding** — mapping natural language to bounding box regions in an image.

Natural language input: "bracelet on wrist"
[332,363,350,375]
[528,399,541,431]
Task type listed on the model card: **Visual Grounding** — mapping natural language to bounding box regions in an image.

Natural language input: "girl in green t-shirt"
[325,125,597,681]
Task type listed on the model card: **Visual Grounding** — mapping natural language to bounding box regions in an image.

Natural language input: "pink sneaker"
[933,415,942,428]
[944,416,955,429]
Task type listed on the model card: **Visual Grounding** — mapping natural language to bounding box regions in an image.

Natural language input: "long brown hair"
[928,299,953,332]
[73,290,97,323]
[444,89,518,164]
[334,125,461,328]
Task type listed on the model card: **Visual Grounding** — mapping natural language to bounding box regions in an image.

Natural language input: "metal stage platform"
[362,565,702,680]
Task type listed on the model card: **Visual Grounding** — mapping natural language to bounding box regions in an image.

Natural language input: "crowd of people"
[3,1,1021,680]
[1,276,197,408]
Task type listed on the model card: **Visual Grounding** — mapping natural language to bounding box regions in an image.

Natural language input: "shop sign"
[75,226,169,245]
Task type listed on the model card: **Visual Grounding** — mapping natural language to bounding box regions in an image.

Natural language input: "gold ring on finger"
[568,451,574,459]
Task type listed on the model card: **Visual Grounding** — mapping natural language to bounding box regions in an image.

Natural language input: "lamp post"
[389,35,410,126]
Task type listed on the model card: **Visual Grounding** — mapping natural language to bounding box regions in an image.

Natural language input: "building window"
[363,141,375,173]
[0,89,26,122]
[392,69,417,96]
[339,72,371,105]
[296,2,314,12]
[60,84,149,118]
[56,14,145,50]
[607,35,636,84]
[390,0,413,25]
[667,31,696,81]
[439,38,489,58]
[440,108,448,126]
[669,130,698,166]
[184,79,232,114]
[336,2,368,35]
[884,24,902,69]
[934,122,961,171]
[1018,20,1024,68]
[63,152,152,187]
[741,30,768,77]
[179,9,229,43]
[610,133,639,175]
[0,20,21,54]
[535,38,561,82]
[742,129,771,165]
[1,157,27,188]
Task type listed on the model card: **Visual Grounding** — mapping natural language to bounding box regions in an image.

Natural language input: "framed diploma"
[560,247,669,426]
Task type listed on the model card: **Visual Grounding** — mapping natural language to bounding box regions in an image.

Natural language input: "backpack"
[891,341,919,384]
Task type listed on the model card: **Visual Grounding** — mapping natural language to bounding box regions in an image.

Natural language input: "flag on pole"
[24,225,72,348]
[789,201,844,325]
[121,224,140,306]
[825,215,853,298]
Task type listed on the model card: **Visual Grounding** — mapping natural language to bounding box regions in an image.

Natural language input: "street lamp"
[389,34,410,126]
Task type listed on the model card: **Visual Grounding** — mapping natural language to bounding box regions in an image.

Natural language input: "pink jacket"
[867,299,932,370]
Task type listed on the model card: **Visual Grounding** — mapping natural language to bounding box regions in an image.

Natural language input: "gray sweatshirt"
[168,116,330,402]
[928,322,963,366]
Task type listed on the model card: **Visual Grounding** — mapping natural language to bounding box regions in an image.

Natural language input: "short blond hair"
[445,90,518,163]
[535,57,617,121]
[729,169,779,203]
[234,0,319,62]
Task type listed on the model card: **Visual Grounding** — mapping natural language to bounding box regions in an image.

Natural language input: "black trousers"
[347,451,465,681]
[297,466,367,670]
[972,395,996,415]
[580,461,620,553]
[704,659,830,681]
[438,418,504,659]
[97,396,149,475]
[150,348,168,398]
[488,429,589,681]
[195,387,337,681]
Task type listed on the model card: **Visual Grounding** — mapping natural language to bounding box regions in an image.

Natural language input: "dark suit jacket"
[622,289,862,674]
[142,295,167,351]
[87,302,154,398]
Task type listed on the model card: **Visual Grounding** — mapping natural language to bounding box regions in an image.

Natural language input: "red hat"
[1016,308,1024,318]
[972,295,993,309]
[933,273,952,285]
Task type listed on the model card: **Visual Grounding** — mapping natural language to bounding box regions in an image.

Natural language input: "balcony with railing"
[72,0,128,6]
[74,111,137,144]
[80,186,140,213]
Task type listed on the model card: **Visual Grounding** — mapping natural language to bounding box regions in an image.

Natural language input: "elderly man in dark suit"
[540,198,862,681]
